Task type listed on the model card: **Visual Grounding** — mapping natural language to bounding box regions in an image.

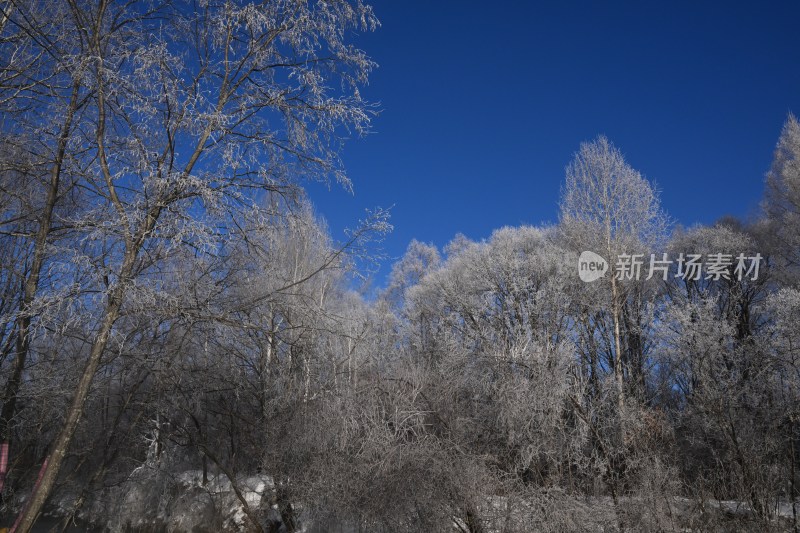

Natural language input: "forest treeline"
[0,1,799,532]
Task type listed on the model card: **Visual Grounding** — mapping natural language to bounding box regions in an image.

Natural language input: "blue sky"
[307,1,800,284]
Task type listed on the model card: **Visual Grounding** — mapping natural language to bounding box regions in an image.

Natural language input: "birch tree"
[560,136,667,410]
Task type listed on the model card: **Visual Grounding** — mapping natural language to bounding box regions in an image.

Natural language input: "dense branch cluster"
[0,1,799,532]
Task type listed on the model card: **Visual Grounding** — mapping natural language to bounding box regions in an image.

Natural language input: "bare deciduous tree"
[560,136,667,410]
[1,1,379,529]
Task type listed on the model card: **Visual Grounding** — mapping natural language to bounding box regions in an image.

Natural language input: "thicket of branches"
[0,1,799,532]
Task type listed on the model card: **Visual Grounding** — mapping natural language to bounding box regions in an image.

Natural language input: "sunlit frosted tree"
[560,136,667,409]
[764,113,800,283]
[0,0,380,529]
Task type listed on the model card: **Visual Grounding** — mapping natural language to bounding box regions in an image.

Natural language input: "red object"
[0,442,9,493]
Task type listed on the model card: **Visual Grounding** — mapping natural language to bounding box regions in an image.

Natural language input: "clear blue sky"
[307,1,800,284]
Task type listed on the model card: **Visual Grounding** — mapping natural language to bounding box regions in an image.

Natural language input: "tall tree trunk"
[11,252,133,533]
[610,275,625,412]
[0,81,80,496]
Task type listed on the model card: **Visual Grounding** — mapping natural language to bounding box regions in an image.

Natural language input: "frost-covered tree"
[0,0,380,529]
[764,113,800,283]
[384,239,441,310]
[0,0,88,499]
[560,136,667,409]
